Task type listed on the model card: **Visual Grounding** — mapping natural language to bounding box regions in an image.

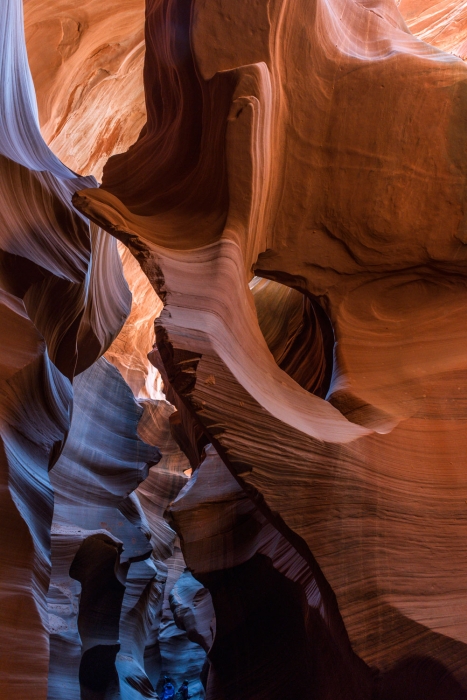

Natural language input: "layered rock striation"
[23,0,146,180]
[75,0,467,696]
[0,1,131,697]
[1,2,204,698]
[399,0,467,59]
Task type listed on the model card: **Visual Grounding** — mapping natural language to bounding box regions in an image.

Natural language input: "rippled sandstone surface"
[0,1,132,695]
[399,0,467,59]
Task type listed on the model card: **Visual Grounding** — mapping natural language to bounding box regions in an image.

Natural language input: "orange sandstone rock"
[23,0,146,180]
[75,0,467,695]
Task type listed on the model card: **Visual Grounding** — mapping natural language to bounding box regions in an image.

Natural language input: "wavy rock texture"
[23,0,164,401]
[105,244,164,400]
[0,1,208,699]
[0,1,131,698]
[23,0,146,180]
[47,356,161,700]
[23,0,162,405]
[75,0,467,697]
[46,357,208,700]
[399,0,467,59]
[23,0,162,399]
[169,443,372,700]
[46,296,208,700]
[136,400,207,699]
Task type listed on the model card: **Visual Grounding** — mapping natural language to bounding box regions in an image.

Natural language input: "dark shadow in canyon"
[375,656,467,700]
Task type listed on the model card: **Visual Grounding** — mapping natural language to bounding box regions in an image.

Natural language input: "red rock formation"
[74,0,467,696]
[169,444,372,700]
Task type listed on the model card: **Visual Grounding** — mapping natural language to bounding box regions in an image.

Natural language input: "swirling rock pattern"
[399,0,467,59]
[23,0,146,180]
[135,399,207,699]
[0,1,131,698]
[0,0,209,698]
[74,0,467,697]
[169,443,372,699]
[45,350,208,699]
[1,0,466,697]
[47,356,162,700]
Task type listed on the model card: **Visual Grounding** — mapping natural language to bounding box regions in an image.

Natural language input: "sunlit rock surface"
[0,1,209,698]
[105,244,164,400]
[399,0,467,59]
[23,0,146,180]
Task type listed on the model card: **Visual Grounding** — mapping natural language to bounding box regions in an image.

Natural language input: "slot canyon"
[2,0,467,698]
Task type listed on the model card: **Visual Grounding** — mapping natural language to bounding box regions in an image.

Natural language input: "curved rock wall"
[136,399,207,699]
[48,356,159,700]
[75,0,467,697]
[0,1,131,697]
[2,0,467,698]
[23,0,146,180]
[399,0,467,59]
